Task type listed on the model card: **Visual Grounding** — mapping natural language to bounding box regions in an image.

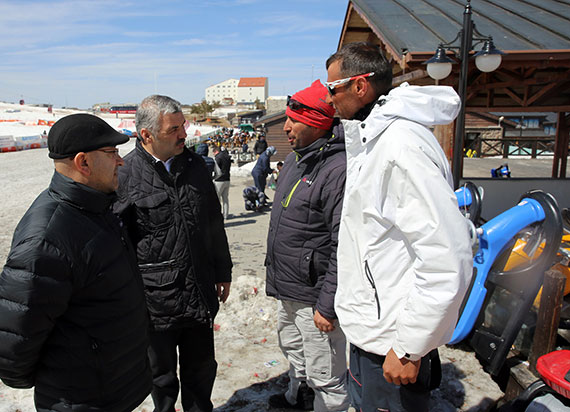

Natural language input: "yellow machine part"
[502,234,570,307]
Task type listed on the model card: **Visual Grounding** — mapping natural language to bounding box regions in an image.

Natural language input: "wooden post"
[528,269,566,375]
[552,112,569,179]
[434,123,454,163]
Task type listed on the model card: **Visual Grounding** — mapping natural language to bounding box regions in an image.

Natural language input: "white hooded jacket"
[335,83,473,361]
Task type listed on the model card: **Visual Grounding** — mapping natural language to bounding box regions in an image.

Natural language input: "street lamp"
[424,0,505,188]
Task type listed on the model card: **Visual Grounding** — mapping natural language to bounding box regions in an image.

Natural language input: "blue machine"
[491,163,511,178]
[450,190,563,375]
[455,181,483,224]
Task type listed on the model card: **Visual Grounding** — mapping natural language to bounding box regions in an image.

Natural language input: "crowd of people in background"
[206,127,266,154]
[0,42,474,412]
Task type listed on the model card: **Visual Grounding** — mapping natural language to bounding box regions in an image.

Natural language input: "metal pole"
[452,1,473,189]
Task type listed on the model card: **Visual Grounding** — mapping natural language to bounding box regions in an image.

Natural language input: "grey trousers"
[277,300,350,412]
[214,181,230,219]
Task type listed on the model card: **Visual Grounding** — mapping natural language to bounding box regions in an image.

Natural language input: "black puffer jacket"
[115,141,233,330]
[265,121,346,319]
[214,150,231,182]
[0,171,152,412]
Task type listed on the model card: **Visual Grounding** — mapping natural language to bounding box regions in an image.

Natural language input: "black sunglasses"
[287,96,330,117]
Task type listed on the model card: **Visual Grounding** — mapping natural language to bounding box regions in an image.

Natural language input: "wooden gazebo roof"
[337,0,570,176]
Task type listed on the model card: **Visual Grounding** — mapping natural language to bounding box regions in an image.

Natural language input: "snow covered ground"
[0,103,508,411]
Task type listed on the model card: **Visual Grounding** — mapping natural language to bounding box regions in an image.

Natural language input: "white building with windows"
[237,77,268,104]
[205,78,239,104]
[205,77,268,105]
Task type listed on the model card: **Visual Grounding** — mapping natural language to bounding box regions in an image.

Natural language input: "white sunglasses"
[324,72,375,95]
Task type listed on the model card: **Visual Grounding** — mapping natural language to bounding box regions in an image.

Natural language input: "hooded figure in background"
[196,142,215,178]
[251,145,276,200]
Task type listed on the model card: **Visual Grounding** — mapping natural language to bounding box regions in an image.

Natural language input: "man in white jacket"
[325,42,473,411]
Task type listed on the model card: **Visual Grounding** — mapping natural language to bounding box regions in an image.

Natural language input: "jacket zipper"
[365,260,381,319]
[138,259,177,270]
[91,338,104,400]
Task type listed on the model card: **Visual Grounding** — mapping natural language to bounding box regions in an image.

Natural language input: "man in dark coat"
[114,95,232,412]
[253,134,268,157]
[212,145,231,219]
[265,80,349,411]
[0,114,152,412]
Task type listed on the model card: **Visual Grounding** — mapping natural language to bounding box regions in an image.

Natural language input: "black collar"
[49,171,116,214]
[353,97,388,121]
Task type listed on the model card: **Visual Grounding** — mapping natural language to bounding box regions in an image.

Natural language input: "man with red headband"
[265,80,349,411]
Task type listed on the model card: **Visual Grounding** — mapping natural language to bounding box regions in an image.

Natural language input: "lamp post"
[424,0,505,189]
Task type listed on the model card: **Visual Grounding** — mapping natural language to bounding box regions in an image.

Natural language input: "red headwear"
[286,80,335,130]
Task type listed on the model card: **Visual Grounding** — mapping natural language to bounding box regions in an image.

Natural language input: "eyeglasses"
[324,72,375,95]
[287,96,331,117]
[96,148,120,157]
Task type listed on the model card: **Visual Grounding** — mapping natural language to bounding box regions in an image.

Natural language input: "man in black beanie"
[0,113,152,412]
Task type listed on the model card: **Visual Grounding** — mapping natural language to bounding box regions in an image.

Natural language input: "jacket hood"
[347,82,460,142]
[196,143,209,156]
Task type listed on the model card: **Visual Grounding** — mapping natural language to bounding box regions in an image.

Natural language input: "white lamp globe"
[475,53,502,72]
[427,62,453,80]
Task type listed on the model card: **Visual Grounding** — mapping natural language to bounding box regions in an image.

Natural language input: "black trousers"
[348,344,440,412]
[148,325,217,412]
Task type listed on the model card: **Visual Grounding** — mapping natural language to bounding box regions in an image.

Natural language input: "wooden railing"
[465,137,557,158]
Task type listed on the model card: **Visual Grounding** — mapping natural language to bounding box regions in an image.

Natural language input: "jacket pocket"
[364,260,381,319]
[139,260,183,317]
[299,249,317,287]
[134,192,173,231]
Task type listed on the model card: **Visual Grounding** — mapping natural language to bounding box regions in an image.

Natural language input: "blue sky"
[0,0,348,109]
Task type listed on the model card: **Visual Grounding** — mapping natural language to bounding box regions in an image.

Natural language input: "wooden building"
[254,111,289,162]
[335,0,569,217]
[337,0,570,177]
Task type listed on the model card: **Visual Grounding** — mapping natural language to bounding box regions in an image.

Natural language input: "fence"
[465,137,556,158]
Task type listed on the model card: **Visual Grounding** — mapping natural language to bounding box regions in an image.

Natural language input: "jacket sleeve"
[315,162,346,320]
[385,136,472,360]
[113,177,139,247]
[0,238,73,388]
[205,180,233,283]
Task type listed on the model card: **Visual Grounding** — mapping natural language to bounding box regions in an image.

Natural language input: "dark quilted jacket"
[265,121,346,319]
[0,171,152,411]
[114,141,232,330]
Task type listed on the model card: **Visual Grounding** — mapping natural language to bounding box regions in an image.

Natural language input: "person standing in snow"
[325,42,473,412]
[265,80,349,411]
[114,95,232,412]
[212,145,231,219]
[0,114,152,412]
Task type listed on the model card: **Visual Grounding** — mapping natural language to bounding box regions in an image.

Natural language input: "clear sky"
[1,0,348,109]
